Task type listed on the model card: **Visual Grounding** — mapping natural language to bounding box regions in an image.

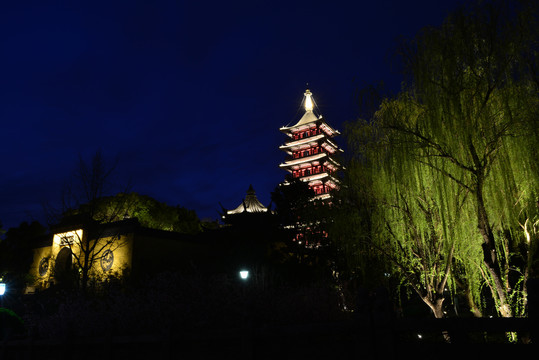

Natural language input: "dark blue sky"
[0,0,465,230]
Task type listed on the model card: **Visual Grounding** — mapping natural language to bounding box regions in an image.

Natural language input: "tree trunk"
[424,297,452,342]
[81,249,90,293]
[475,183,512,317]
[426,298,445,319]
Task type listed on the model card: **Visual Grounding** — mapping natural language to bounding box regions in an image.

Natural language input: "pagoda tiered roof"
[279,116,340,136]
[279,152,328,168]
[278,89,343,199]
[225,185,269,215]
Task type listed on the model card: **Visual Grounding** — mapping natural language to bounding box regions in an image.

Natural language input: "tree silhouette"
[46,151,132,292]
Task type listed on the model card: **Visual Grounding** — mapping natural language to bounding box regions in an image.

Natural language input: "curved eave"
[279,136,341,155]
[279,134,325,149]
[325,137,341,150]
[314,193,332,200]
[280,156,342,172]
[280,111,320,131]
[303,173,341,185]
[319,121,340,136]
[279,153,327,168]
[280,123,340,139]
[226,201,268,215]
[281,173,340,185]
[227,207,268,215]
[280,117,322,133]
[300,172,331,183]
[326,155,342,168]
[281,173,341,187]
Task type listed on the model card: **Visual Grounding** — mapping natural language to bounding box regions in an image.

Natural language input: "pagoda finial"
[304,89,313,112]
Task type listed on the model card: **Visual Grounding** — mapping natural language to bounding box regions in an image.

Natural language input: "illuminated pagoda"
[221,185,271,225]
[279,89,342,199]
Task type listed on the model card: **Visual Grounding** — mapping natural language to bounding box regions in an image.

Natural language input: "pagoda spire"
[304,89,314,112]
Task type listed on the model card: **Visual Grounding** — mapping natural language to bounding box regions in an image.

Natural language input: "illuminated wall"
[27,221,203,292]
[28,229,134,290]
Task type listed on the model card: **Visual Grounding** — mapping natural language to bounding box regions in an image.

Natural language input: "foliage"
[0,308,25,340]
[328,153,387,290]
[344,0,539,318]
[86,192,202,234]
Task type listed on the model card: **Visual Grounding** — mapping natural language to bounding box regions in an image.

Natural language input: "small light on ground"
[239,270,249,280]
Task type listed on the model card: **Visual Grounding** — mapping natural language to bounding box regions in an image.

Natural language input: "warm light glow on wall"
[53,229,83,246]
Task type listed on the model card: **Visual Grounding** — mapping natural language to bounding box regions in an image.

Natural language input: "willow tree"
[344,116,480,319]
[369,0,539,317]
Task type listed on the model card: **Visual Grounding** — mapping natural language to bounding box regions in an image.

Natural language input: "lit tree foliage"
[345,118,473,318]
[347,0,538,318]
[89,193,202,234]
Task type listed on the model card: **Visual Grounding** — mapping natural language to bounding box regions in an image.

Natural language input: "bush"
[0,308,25,339]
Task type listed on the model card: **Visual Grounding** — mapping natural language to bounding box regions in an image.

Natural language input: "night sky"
[1,0,465,230]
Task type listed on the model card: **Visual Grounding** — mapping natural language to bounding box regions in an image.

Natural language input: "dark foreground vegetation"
[0,273,536,359]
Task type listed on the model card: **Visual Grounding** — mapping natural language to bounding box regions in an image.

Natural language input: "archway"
[55,247,74,287]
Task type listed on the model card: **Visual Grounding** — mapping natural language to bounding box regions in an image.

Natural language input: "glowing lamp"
[0,283,5,296]
[304,89,314,111]
[239,270,249,280]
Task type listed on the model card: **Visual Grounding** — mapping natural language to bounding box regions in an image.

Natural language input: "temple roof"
[293,110,319,128]
[280,89,323,131]
[226,185,269,215]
